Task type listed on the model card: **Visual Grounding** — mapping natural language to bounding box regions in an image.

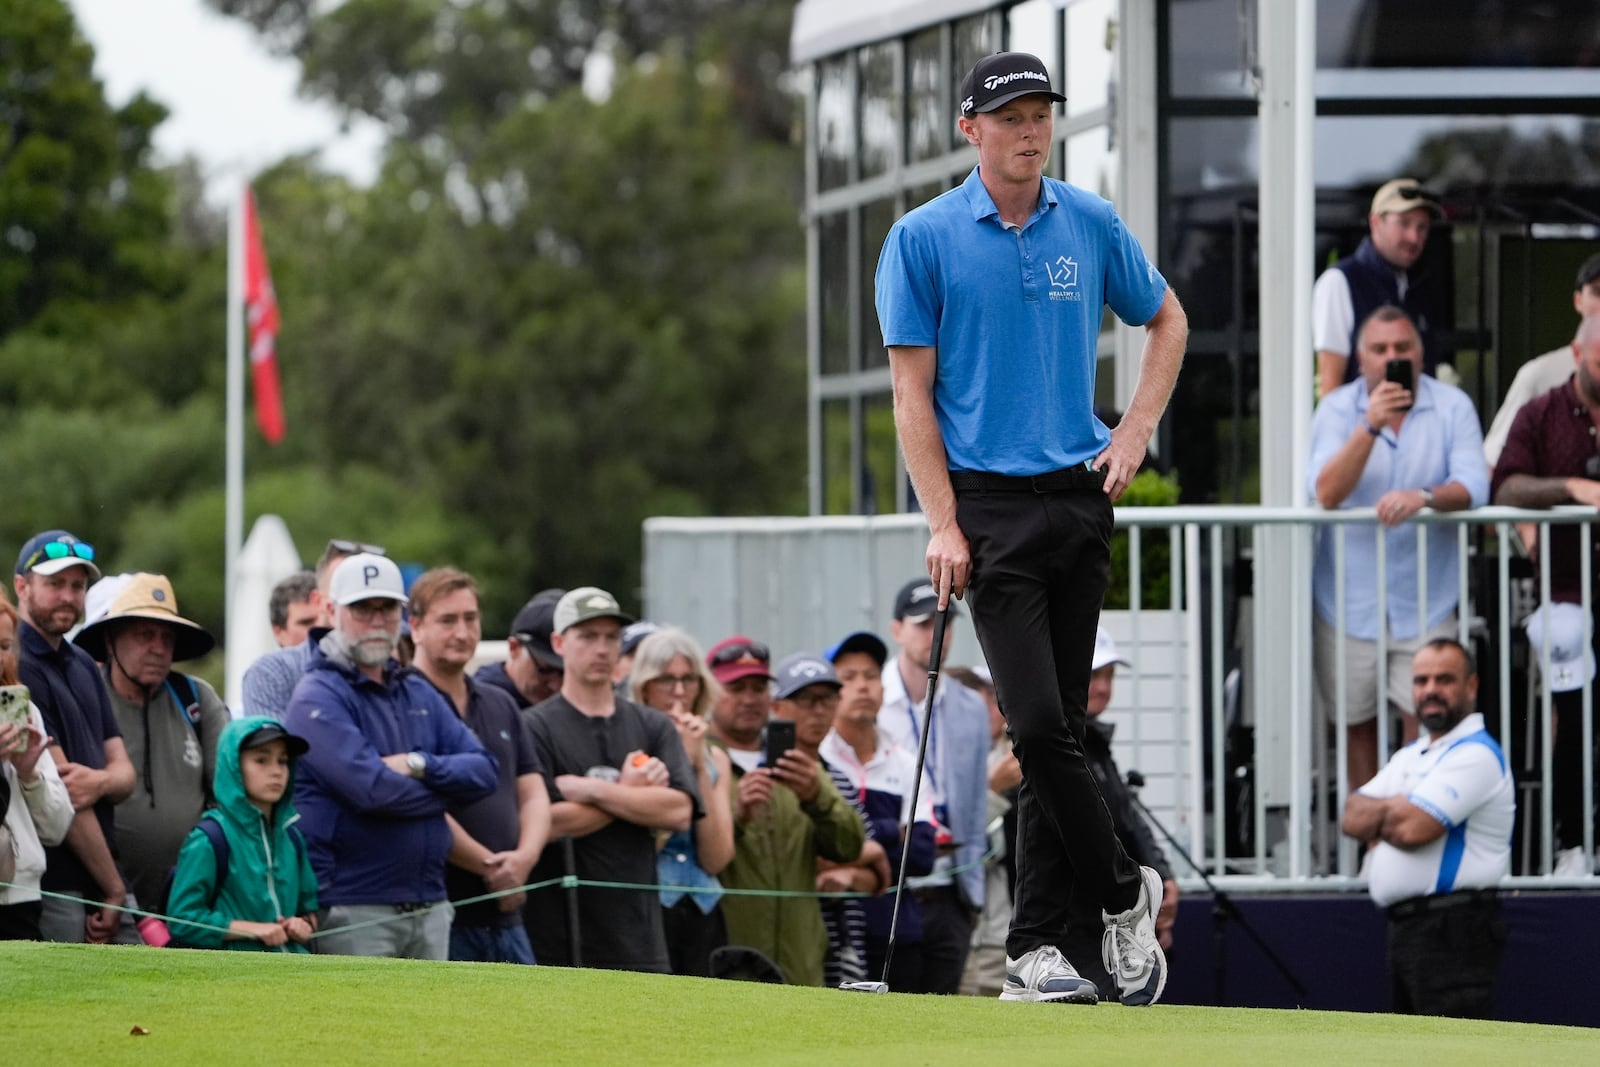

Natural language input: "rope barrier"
[0,849,996,945]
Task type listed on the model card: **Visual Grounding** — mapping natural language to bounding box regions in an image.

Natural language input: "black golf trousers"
[953,472,1143,959]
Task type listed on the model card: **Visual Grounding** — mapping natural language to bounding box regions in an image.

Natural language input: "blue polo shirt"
[17,618,123,894]
[875,166,1168,475]
[1307,374,1489,641]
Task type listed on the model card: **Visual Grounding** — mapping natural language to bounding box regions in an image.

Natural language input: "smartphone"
[764,719,796,769]
[1385,358,1414,410]
[0,684,31,751]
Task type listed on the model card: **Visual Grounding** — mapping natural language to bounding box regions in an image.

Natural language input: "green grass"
[3,942,1594,1065]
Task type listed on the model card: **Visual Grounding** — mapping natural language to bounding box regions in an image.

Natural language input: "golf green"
[4,942,1593,1064]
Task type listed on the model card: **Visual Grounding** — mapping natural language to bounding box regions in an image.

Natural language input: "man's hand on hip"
[1095,423,1152,502]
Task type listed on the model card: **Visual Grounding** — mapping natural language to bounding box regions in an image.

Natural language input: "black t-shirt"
[18,621,122,894]
[522,694,699,973]
[433,675,544,928]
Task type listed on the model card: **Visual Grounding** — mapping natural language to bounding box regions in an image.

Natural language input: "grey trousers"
[316,902,454,960]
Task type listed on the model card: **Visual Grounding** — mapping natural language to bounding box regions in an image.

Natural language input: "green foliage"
[0,0,808,658]
[1105,469,1182,611]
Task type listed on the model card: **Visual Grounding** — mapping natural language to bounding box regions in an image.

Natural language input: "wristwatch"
[1419,488,1435,509]
[405,751,428,779]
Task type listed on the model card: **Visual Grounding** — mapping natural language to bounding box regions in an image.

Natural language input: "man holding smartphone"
[708,642,864,986]
[1309,306,1489,794]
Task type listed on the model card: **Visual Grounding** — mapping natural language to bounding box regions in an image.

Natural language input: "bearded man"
[284,553,497,959]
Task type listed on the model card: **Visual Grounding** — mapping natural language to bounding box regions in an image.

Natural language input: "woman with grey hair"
[630,627,734,976]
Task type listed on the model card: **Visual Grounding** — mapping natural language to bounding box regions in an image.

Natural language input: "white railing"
[1111,504,1597,893]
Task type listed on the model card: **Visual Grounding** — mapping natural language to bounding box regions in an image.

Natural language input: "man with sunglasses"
[1315,177,1450,400]
[285,553,497,959]
[1310,305,1488,795]
[476,589,565,712]
[13,529,138,943]
[242,538,382,720]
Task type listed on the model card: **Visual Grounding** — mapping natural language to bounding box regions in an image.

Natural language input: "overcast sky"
[70,0,384,198]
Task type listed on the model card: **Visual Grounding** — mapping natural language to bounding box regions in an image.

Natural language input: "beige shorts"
[1313,614,1458,726]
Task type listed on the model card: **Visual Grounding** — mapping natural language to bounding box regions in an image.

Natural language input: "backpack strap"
[165,673,203,729]
[197,814,231,908]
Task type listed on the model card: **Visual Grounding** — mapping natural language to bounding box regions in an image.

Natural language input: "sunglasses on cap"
[326,539,387,557]
[710,640,770,667]
[23,538,96,571]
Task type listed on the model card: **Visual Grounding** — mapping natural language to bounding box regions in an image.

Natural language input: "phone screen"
[764,719,796,768]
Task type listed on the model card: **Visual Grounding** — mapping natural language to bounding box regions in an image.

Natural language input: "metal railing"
[1112,503,1597,893]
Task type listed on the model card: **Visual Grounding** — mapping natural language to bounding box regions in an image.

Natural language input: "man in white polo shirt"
[1341,638,1514,1018]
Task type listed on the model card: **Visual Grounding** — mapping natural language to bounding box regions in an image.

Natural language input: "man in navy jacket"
[285,553,496,959]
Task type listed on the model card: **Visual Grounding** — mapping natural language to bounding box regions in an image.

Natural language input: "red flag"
[243,187,285,445]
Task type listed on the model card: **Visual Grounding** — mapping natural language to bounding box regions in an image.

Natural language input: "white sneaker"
[998,945,1099,1004]
[1553,847,1591,877]
[1101,865,1168,1006]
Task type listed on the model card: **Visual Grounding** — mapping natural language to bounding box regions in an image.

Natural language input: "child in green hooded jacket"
[167,717,318,951]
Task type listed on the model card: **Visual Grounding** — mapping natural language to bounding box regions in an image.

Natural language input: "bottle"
[136,915,172,948]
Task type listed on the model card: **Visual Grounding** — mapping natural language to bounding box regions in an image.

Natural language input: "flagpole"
[225,183,245,709]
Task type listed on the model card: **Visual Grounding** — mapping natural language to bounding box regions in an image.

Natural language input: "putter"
[840,604,949,995]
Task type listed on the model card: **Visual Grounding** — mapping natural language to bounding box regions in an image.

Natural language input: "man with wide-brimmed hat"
[75,573,230,916]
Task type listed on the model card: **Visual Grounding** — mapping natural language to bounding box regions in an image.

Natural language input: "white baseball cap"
[1092,626,1131,672]
[329,553,407,607]
[1525,602,1595,693]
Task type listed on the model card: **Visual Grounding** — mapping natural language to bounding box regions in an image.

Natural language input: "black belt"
[393,902,436,914]
[949,466,1106,494]
[1386,888,1498,921]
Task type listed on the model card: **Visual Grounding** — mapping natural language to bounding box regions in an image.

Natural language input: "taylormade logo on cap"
[959,51,1065,116]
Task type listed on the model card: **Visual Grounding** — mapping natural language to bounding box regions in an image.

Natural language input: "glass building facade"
[794,0,1600,513]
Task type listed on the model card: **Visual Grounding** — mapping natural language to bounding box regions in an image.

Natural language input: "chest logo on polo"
[1047,255,1082,301]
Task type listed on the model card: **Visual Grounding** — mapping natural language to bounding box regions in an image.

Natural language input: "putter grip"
[927,606,949,677]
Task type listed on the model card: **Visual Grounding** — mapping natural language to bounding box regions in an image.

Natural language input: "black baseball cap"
[1576,253,1600,292]
[827,630,888,668]
[959,52,1064,117]
[510,589,564,669]
[240,722,309,758]
[893,577,962,623]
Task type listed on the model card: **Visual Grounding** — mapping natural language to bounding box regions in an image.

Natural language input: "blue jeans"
[449,922,537,965]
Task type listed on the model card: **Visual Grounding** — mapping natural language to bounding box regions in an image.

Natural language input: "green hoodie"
[167,716,318,952]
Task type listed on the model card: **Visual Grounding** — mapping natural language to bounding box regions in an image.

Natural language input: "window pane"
[1066,0,1113,116]
[822,398,852,515]
[859,42,898,179]
[951,13,998,150]
[818,56,854,191]
[907,28,945,164]
[819,211,850,375]
[862,393,898,516]
[860,199,896,369]
[1318,0,1600,69]
[1067,127,1114,201]
[1167,0,1255,99]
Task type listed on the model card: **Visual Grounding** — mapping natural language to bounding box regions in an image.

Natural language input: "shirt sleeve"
[1312,268,1353,356]
[1442,388,1490,506]
[1407,741,1506,829]
[1489,396,1547,501]
[1305,388,1356,502]
[875,219,941,349]
[1102,210,1168,328]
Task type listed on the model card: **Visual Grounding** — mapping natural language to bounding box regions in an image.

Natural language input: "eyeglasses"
[709,640,769,667]
[347,599,404,621]
[647,673,701,691]
[327,539,387,557]
[789,690,841,711]
[23,538,96,571]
